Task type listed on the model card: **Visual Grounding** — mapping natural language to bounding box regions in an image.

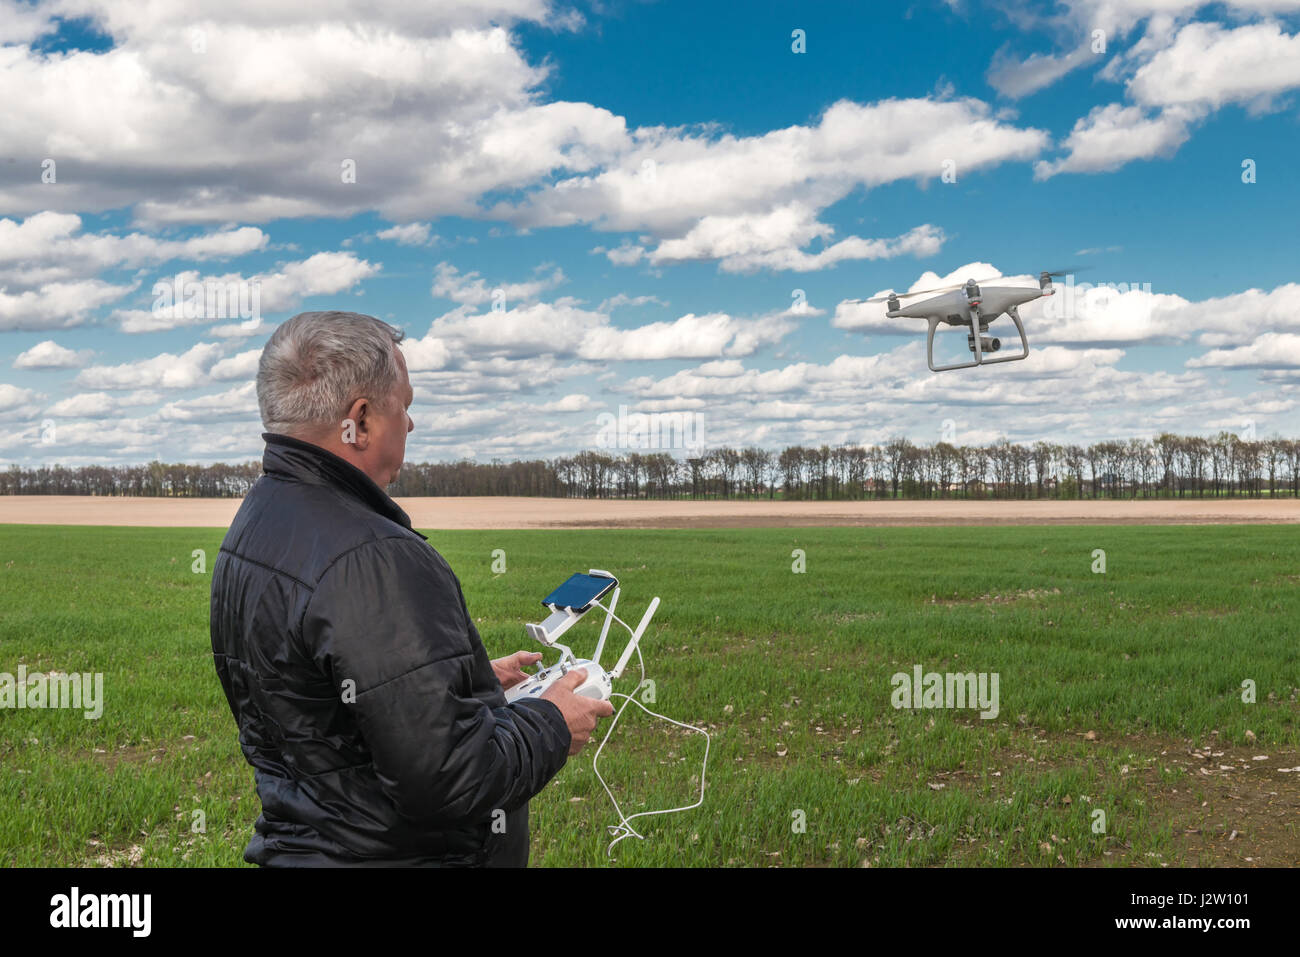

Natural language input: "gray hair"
[257,311,406,436]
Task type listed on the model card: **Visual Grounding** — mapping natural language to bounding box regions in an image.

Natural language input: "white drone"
[507,569,709,857]
[847,269,1073,372]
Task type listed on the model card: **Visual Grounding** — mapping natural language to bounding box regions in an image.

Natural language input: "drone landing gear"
[926,306,1030,372]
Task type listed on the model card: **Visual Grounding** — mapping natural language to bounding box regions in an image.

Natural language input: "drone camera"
[968,334,1000,353]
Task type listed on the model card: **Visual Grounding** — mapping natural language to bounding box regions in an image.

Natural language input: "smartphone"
[542,573,618,612]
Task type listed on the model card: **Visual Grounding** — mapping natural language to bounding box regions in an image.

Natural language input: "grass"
[0,524,1296,867]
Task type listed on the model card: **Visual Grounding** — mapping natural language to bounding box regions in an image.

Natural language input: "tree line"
[4,432,1299,499]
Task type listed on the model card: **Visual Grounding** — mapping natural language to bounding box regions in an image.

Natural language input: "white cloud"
[647,203,832,266]
[1028,17,1300,176]
[498,97,1046,233]
[12,340,93,369]
[45,1,560,36]
[0,0,56,44]
[628,352,907,401]
[1128,20,1300,111]
[1031,280,1300,347]
[157,382,259,421]
[75,342,226,390]
[987,45,1098,98]
[725,225,943,275]
[0,383,38,412]
[113,252,379,332]
[833,299,926,336]
[582,313,795,360]
[269,252,381,309]
[987,1,1300,87]
[0,416,159,456]
[0,212,266,286]
[604,243,645,266]
[2,10,1050,285]
[376,222,435,246]
[45,390,164,419]
[1033,103,1193,178]
[491,96,1044,271]
[601,340,1237,454]
[409,353,594,401]
[695,359,747,377]
[538,393,599,412]
[418,407,513,435]
[1185,284,1300,345]
[597,292,666,311]
[1188,333,1300,369]
[422,299,794,362]
[210,350,262,381]
[431,261,565,306]
[640,202,945,274]
[0,279,136,331]
[400,333,452,372]
[1030,281,1190,344]
[10,2,1300,465]
[210,318,275,338]
[424,301,602,358]
[0,8,612,224]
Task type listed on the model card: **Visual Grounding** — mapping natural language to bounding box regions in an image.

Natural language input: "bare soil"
[935,727,1300,867]
[1,496,1297,529]
[1121,734,1300,868]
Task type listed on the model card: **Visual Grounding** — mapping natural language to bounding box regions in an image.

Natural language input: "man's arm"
[300,536,571,828]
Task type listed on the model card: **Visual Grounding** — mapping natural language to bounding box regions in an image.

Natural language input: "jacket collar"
[261,433,425,540]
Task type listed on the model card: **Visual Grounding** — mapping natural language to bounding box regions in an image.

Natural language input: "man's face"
[370,346,414,487]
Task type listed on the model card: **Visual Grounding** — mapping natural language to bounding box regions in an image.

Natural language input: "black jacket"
[210,433,571,866]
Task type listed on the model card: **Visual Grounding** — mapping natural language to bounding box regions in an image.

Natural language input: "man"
[210,310,612,866]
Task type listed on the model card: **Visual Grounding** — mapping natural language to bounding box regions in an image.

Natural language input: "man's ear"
[342,397,372,451]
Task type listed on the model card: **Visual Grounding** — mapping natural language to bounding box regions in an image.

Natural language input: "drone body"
[855,270,1066,372]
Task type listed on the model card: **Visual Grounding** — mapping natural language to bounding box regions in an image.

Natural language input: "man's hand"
[540,669,616,755]
[492,650,544,691]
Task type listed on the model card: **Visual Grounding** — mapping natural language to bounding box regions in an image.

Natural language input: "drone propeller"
[855,275,1003,303]
[843,285,952,305]
[843,266,1092,306]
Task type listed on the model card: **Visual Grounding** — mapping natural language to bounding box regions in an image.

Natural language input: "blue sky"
[1,0,1298,467]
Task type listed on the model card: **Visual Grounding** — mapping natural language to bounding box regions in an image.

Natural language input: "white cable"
[587,597,633,645]
[580,607,711,859]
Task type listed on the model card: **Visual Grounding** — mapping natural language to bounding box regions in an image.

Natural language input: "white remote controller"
[504,571,659,707]
[505,657,612,704]
[500,573,705,855]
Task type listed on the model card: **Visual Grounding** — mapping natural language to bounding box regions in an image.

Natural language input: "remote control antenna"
[611,596,659,680]
[591,586,620,669]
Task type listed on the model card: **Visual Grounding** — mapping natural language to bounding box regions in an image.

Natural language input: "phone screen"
[542,573,617,611]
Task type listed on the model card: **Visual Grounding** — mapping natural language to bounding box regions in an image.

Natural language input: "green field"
[1,524,1296,867]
